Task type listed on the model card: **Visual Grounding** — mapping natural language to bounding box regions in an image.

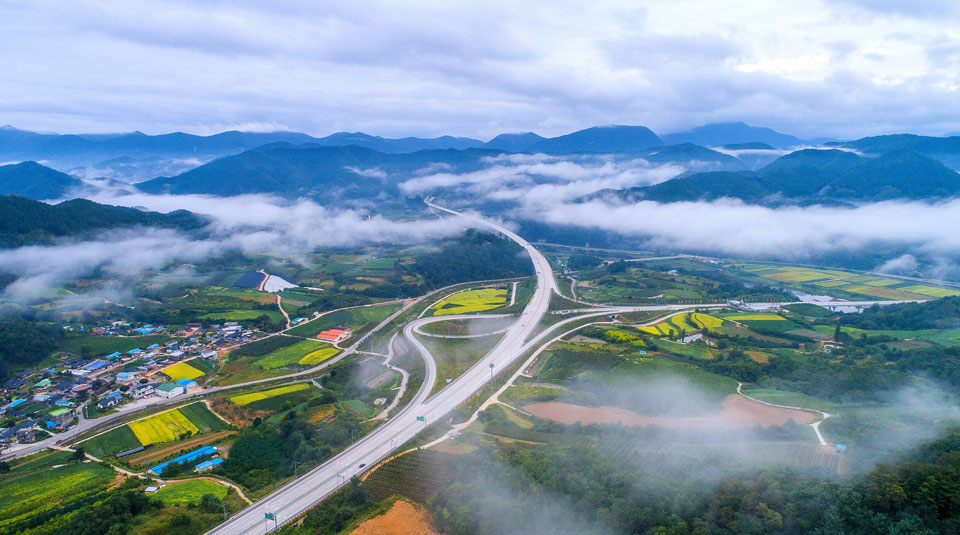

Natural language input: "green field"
[342,399,375,417]
[741,388,842,413]
[160,361,205,381]
[201,310,285,322]
[80,403,227,455]
[286,303,401,338]
[0,462,115,530]
[430,288,508,316]
[154,480,228,506]
[255,339,330,369]
[230,383,310,406]
[59,333,172,358]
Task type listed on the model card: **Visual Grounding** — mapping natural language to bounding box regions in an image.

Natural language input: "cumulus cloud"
[876,254,920,275]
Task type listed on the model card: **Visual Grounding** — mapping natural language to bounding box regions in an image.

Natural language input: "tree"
[72,447,86,461]
[199,493,224,514]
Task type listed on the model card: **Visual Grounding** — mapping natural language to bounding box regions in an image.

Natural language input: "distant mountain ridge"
[594,149,960,205]
[662,122,802,148]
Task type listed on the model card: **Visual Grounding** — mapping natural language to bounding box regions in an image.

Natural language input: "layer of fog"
[401,152,688,206]
[0,192,474,306]
[536,198,960,261]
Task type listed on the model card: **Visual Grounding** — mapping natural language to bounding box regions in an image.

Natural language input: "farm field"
[81,402,227,456]
[129,409,200,444]
[299,346,340,365]
[154,480,228,506]
[230,383,310,406]
[160,361,205,381]
[728,262,959,301]
[635,312,719,337]
[741,388,844,413]
[0,461,115,531]
[201,310,285,322]
[430,288,507,316]
[286,303,401,338]
[254,339,330,369]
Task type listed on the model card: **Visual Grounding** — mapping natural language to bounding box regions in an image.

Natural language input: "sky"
[1,0,959,140]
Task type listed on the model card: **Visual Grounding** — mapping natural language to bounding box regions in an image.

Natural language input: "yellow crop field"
[723,314,786,321]
[160,362,205,382]
[307,403,336,423]
[129,410,199,445]
[298,347,340,365]
[637,313,721,337]
[689,313,723,330]
[896,285,960,298]
[814,280,848,288]
[230,383,309,406]
[765,268,849,283]
[432,288,508,316]
[842,285,924,300]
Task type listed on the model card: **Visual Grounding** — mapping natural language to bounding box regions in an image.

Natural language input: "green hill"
[0,161,84,200]
[0,195,206,247]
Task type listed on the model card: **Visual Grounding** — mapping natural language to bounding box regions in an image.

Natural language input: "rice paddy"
[229,383,309,406]
[160,361,205,382]
[431,288,508,316]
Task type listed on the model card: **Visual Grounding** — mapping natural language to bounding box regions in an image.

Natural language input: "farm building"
[116,372,136,383]
[195,458,224,472]
[155,383,185,398]
[176,379,199,391]
[149,445,218,475]
[317,328,351,343]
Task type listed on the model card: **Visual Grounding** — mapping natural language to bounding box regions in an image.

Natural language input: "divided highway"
[206,202,556,534]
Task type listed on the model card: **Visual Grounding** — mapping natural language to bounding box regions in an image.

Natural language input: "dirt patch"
[431,440,476,455]
[107,471,127,490]
[568,335,606,344]
[349,500,438,535]
[524,395,816,429]
[745,351,770,364]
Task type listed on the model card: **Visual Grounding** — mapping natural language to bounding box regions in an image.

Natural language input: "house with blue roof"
[105,352,122,359]
[127,348,141,355]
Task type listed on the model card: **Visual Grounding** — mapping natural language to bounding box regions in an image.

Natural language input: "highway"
[206,202,557,534]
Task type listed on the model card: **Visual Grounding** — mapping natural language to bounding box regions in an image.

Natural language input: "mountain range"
[597,149,960,205]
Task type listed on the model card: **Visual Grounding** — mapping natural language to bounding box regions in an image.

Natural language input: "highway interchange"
[2,201,922,533]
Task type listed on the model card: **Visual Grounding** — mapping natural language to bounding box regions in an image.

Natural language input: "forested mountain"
[136,145,503,198]
[412,229,533,287]
[597,149,960,204]
[0,195,205,247]
[0,161,84,200]
[827,133,960,169]
[528,125,662,153]
[483,132,547,152]
[662,122,802,148]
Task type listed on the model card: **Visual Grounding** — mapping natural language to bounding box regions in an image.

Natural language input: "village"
[0,319,265,451]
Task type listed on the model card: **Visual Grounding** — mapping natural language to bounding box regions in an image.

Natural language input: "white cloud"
[537,198,960,259]
[0,1,958,139]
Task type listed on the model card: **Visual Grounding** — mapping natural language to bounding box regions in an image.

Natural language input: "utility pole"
[489,363,494,388]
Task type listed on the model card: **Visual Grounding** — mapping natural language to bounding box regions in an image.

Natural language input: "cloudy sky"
[2,0,959,139]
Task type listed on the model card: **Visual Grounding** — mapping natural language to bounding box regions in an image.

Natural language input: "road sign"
[265,513,275,520]
[416,416,425,422]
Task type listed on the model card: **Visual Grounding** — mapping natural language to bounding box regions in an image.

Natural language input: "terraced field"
[0,462,115,531]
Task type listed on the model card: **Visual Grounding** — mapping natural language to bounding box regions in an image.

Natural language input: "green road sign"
[265,513,275,520]
[416,416,425,422]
